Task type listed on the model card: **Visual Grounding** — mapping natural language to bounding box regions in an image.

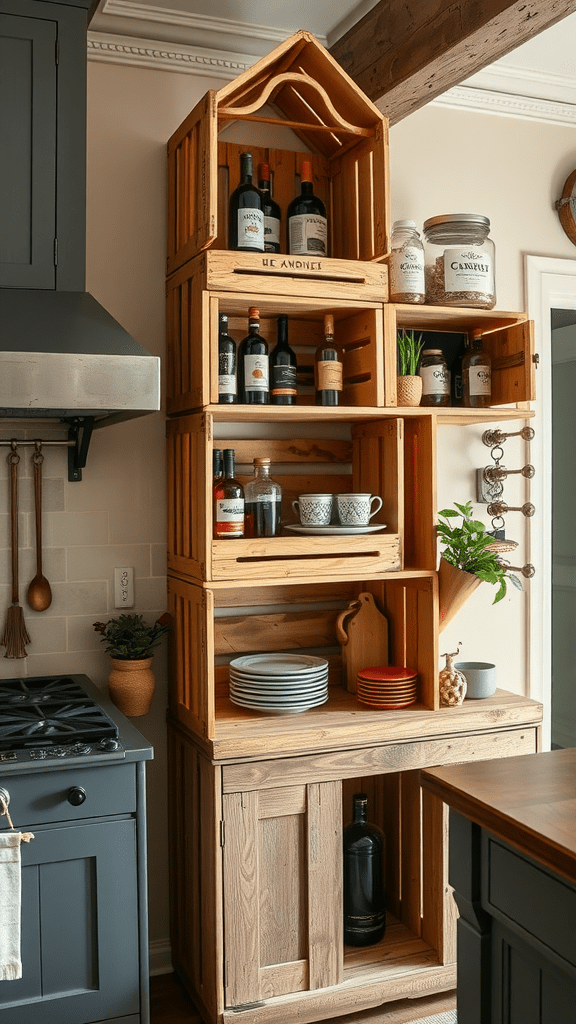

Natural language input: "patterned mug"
[336,493,382,527]
[291,493,333,526]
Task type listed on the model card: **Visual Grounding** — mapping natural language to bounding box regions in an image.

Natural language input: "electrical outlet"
[114,567,134,608]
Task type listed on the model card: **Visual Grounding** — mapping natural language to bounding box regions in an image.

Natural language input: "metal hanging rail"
[0,417,95,481]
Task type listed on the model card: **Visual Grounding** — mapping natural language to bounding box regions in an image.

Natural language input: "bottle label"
[420,364,450,395]
[244,354,269,392]
[390,245,425,294]
[289,214,327,255]
[271,363,297,396]
[317,360,343,391]
[215,498,245,536]
[264,215,280,250]
[467,365,492,396]
[443,248,493,293]
[218,352,237,395]
[237,209,264,251]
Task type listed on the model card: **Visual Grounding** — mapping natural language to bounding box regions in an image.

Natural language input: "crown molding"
[87,32,254,78]
[87,26,576,125]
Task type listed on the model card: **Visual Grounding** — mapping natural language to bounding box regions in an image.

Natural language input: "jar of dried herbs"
[389,220,425,303]
[423,214,496,309]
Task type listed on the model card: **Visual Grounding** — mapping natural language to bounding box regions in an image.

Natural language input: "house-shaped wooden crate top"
[167,30,390,274]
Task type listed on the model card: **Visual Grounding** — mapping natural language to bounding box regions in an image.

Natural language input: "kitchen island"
[422,747,576,1024]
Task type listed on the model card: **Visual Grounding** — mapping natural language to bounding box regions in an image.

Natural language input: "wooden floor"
[150,972,202,1023]
[149,973,456,1024]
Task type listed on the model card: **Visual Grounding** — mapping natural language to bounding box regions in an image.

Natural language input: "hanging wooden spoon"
[27,444,52,612]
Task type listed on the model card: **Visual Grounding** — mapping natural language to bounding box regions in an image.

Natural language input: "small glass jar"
[419,349,450,406]
[423,214,496,309]
[389,219,425,303]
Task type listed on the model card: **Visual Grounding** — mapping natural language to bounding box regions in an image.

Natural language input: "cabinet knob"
[67,786,86,806]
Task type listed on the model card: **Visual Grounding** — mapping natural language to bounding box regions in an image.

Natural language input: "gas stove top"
[0,675,124,765]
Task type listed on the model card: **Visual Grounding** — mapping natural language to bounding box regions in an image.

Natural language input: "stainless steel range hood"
[0,289,160,424]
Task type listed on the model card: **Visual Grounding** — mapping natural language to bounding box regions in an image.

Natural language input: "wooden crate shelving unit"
[165,29,541,1024]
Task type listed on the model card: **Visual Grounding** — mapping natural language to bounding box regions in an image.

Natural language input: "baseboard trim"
[149,938,173,976]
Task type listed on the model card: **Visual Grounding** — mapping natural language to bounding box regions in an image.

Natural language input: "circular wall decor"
[556,168,576,246]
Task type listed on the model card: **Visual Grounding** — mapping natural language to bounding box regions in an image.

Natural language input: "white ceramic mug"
[291,493,333,526]
[336,493,382,527]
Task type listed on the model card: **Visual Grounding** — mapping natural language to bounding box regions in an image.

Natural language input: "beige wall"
[2,55,574,960]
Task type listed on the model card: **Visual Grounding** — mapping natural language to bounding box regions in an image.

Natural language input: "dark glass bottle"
[287,160,327,256]
[258,163,281,254]
[228,152,264,253]
[315,314,342,406]
[213,449,244,539]
[419,348,451,407]
[463,329,492,408]
[343,793,386,947]
[213,447,223,485]
[244,458,282,537]
[237,307,269,404]
[269,314,297,405]
[451,336,469,407]
[217,313,237,404]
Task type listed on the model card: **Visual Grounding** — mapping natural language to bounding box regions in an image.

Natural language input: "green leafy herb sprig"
[397,329,424,376]
[437,501,521,605]
[93,613,170,660]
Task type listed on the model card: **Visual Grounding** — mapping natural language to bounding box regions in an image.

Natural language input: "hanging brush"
[1,445,30,658]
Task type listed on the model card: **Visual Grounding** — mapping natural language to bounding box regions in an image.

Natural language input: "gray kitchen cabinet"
[0,0,90,290]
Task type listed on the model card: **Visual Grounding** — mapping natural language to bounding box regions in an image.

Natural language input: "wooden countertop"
[422,747,576,885]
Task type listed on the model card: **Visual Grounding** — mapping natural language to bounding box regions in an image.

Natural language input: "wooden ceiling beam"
[329,0,576,124]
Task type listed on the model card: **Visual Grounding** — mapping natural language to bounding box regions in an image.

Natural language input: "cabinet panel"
[223,781,342,1008]
[0,13,56,288]
[0,820,139,1024]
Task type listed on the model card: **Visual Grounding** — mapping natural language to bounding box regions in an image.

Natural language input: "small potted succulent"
[93,613,170,717]
[437,501,521,631]
[396,329,424,406]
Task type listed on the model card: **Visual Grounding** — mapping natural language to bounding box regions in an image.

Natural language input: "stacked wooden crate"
[165,30,541,1024]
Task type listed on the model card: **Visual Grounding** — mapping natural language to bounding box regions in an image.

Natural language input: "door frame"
[525,254,576,748]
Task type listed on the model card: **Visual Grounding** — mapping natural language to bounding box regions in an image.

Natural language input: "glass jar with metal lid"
[419,349,450,406]
[423,214,496,309]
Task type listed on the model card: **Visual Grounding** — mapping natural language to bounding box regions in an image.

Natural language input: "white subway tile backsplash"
[67,545,151,581]
[46,511,109,546]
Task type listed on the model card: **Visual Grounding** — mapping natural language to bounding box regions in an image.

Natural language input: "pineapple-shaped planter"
[439,645,467,707]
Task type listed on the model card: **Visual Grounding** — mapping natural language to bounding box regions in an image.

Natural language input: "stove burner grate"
[0,675,119,751]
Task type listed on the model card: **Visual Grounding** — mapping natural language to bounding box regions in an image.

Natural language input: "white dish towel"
[0,831,32,981]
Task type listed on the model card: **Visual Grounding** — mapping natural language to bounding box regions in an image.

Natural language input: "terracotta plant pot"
[397,374,422,407]
[108,656,155,717]
[438,557,482,633]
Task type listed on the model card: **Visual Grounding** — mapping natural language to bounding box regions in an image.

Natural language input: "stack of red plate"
[356,666,418,709]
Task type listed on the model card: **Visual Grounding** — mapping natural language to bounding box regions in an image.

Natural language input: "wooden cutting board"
[336,591,389,693]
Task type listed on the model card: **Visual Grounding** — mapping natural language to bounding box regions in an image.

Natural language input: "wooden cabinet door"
[0,819,140,1024]
[222,781,343,1009]
[0,10,57,288]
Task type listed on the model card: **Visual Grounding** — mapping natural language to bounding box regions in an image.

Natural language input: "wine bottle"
[237,307,269,404]
[315,314,342,406]
[343,793,386,947]
[213,449,244,539]
[228,152,264,253]
[244,458,282,537]
[269,314,297,405]
[218,313,237,404]
[258,163,281,254]
[287,160,327,256]
[213,447,223,485]
[463,329,492,408]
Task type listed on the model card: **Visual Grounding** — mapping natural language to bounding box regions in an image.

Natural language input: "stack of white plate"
[229,653,329,714]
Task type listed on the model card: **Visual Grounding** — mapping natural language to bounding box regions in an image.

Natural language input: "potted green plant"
[396,329,424,406]
[93,613,170,717]
[437,501,521,631]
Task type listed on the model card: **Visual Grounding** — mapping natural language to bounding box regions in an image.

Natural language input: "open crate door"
[167,91,218,274]
[484,320,535,405]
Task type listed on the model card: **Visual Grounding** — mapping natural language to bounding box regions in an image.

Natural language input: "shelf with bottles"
[166,29,390,275]
[166,261,390,415]
[168,702,540,1022]
[166,412,434,584]
[387,304,536,410]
